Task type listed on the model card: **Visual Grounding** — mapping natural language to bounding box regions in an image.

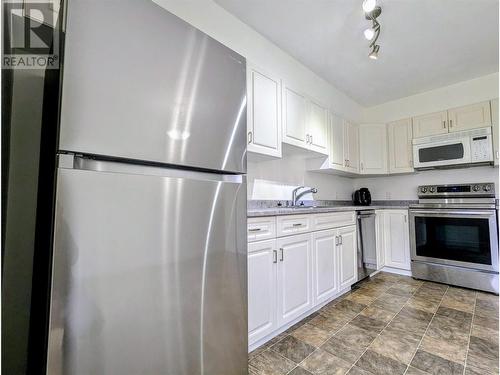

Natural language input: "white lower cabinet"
[312,230,339,305]
[378,210,411,271]
[248,212,359,347]
[276,233,313,326]
[248,239,277,344]
[338,226,358,290]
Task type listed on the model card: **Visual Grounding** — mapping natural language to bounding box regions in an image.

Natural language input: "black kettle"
[353,188,372,206]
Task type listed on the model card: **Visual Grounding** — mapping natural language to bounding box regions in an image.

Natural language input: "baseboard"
[248,286,352,352]
[380,266,412,277]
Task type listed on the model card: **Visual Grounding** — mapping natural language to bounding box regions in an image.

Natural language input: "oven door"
[413,138,471,169]
[409,209,499,272]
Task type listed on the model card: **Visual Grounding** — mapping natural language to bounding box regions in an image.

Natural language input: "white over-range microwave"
[413,127,493,170]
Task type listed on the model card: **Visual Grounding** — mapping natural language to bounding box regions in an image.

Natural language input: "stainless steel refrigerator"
[47,1,247,374]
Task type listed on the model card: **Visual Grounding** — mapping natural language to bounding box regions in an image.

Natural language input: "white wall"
[248,155,353,201]
[362,73,499,123]
[354,167,498,200]
[152,0,363,122]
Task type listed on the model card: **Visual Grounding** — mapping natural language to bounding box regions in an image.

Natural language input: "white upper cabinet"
[282,83,328,155]
[412,110,448,138]
[248,239,277,344]
[388,118,414,174]
[412,101,493,139]
[329,112,345,169]
[247,65,282,158]
[491,98,499,166]
[448,101,492,132]
[344,121,359,173]
[307,100,329,155]
[359,124,388,174]
[282,84,308,148]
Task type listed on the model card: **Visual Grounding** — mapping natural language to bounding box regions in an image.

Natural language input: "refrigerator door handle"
[58,154,244,183]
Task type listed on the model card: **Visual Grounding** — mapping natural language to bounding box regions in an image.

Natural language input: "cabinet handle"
[496,151,499,160]
[404,215,407,223]
[335,236,339,246]
[248,228,262,232]
[360,162,364,171]
[279,248,284,261]
[443,120,446,129]
[449,119,453,128]
[310,135,313,144]
[339,235,343,245]
[292,223,303,227]
[273,250,277,263]
[248,131,253,144]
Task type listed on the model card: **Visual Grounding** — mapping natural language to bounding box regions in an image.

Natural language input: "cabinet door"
[307,101,329,155]
[388,118,414,173]
[282,85,307,149]
[277,234,312,326]
[359,124,388,174]
[312,230,339,305]
[247,66,282,157]
[383,211,411,270]
[329,112,345,169]
[344,121,359,173]
[492,99,499,166]
[412,111,448,138]
[338,226,357,290]
[448,101,492,132]
[248,240,277,344]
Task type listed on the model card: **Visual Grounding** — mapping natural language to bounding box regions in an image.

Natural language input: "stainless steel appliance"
[413,127,493,170]
[356,210,377,281]
[409,183,499,294]
[47,1,248,374]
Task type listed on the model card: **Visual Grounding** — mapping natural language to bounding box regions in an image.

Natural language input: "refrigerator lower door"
[47,157,247,375]
[60,0,246,173]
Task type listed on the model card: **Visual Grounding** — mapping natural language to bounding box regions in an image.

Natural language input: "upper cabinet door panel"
[60,0,247,173]
[282,85,307,148]
[412,111,448,138]
[359,124,387,174]
[308,101,329,155]
[247,66,282,157]
[388,118,413,173]
[329,113,345,168]
[448,101,492,132]
[344,121,359,173]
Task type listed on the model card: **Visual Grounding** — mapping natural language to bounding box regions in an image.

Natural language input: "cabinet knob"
[248,131,253,144]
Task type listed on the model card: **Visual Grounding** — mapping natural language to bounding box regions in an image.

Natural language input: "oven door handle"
[410,209,495,217]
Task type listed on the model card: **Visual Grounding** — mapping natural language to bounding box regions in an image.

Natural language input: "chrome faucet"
[291,186,318,207]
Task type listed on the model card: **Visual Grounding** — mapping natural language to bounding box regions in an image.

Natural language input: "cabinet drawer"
[248,217,277,242]
[276,215,312,237]
[312,211,356,231]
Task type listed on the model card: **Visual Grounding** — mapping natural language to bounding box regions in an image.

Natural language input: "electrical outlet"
[386,192,391,199]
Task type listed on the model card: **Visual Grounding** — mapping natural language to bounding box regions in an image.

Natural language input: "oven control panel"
[418,183,495,197]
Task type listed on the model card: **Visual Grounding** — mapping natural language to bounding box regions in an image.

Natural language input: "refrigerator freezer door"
[47,159,247,375]
[60,0,246,173]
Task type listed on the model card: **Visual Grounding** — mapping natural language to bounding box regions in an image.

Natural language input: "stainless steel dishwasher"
[357,210,377,281]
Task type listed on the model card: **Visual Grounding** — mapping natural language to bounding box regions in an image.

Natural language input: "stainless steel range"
[409,183,499,294]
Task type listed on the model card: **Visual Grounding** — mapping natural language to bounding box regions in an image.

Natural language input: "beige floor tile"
[291,324,332,348]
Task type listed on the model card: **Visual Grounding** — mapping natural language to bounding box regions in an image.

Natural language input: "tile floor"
[248,272,499,375]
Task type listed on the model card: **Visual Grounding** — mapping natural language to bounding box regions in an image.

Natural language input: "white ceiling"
[214,0,499,106]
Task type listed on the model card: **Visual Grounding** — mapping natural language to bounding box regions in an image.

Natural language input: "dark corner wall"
[2,2,65,374]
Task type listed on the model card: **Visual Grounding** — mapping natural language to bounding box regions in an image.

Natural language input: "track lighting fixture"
[362,0,382,59]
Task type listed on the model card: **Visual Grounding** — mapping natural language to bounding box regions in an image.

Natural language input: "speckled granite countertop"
[247,200,416,218]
